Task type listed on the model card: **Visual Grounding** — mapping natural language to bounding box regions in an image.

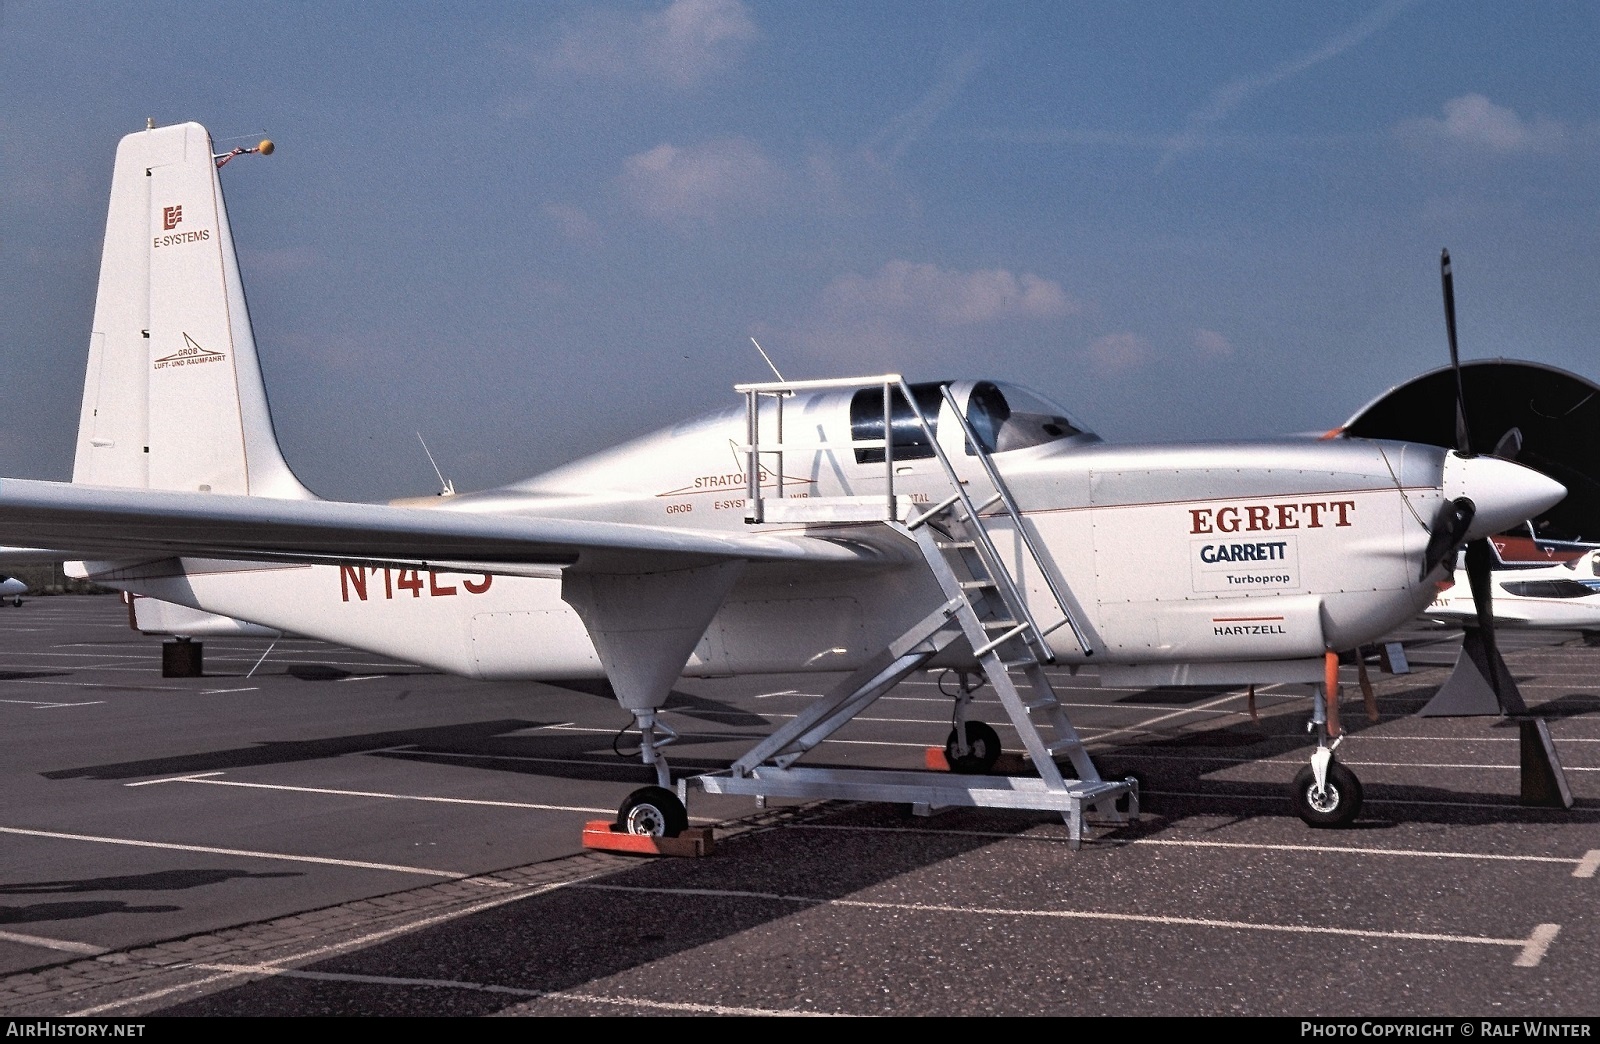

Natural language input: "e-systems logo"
[153,203,210,248]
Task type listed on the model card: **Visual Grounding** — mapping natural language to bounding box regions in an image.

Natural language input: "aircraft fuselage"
[96,381,1479,688]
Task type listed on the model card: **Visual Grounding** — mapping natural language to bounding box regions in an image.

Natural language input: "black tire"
[945,720,1002,774]
[617,786,688,837]
[1291,761,1363,828]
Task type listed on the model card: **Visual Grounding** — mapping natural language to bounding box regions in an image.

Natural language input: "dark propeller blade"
[1491,427,1523,461]
[1441,250,1471,455]
[1422,496,1474,580]
[1463,538,1528,715]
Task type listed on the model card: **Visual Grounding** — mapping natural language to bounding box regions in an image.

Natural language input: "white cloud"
[1395,94,1566,154]
[779,261,1080,372]
[540,0,757,89]
[822,261,1077,326]
[1194,328,1233,360]
[1086,332,1152,376]
[618,139,777,224]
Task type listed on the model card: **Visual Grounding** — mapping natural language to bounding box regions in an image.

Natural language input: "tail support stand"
[1419,629,1573,809]
[1520,718,1574,809]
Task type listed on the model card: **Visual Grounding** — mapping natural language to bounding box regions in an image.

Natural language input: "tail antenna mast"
[750,337,786,382]
[215,137,275,169]
[416,433,456,496]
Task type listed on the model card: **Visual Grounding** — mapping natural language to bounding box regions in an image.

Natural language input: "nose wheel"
[945,720,1002,774]
[1291,760,1363,828]
[617,785,689,838]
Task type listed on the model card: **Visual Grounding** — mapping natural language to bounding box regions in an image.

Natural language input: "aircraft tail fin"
[73,121,312,499]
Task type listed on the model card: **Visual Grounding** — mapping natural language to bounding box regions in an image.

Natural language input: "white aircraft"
[0,121,1568,840]
[1426,547,1600,632]
[0,577,24,607]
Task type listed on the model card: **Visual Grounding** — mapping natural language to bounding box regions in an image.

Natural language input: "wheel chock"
[581,820,715,857]
[923,747,1029,774]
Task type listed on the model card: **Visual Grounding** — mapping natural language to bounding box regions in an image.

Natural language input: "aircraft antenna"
[416,433,456,496]
[750,337,786,382]
[214,137,275,169]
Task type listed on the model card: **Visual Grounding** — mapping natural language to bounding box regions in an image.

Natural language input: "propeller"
[1436,250,1527,717]
[1419,254,1568,807]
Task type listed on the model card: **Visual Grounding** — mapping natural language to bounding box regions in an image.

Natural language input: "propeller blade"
[1422,496,1475,580]
[1463,538,1529,716]
[1491,426,1523,461]
[1441,249,1471,455]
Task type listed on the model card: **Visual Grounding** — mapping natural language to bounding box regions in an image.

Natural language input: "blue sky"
[2,1,1596,500]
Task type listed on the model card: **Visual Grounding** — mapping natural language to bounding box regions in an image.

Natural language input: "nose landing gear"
[1290,655,1363,828]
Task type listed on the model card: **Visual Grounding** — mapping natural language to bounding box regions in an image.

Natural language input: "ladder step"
[981,618,1020,630]
[1046,738,1083,757]
[973,623,1031,657]
[1023,696,1058,712]
[1002,657,1038,669]
[935,540,977,550]
[958,580,997,590]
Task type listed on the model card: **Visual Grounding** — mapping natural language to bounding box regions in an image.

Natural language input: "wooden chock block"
[581,820,715,857]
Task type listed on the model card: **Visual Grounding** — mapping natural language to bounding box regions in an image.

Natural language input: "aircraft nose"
[1442,452,1567,541]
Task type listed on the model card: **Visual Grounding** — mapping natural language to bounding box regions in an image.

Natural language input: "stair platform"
[687,767,1136,847]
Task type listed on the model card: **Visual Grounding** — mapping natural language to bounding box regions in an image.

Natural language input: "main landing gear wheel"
[1291,761,1363,828]
[945,721,1002,775]
[617,786,688,838]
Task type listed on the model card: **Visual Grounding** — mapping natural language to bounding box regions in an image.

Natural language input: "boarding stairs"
[684,376,1137,846]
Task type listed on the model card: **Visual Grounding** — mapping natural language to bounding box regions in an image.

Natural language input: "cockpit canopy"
[848,380,1094,465]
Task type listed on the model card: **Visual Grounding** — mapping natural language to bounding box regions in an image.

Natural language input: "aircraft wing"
[0,478,891,573]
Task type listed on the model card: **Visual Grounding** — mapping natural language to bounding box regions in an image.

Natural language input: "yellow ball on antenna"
[257,139,275,155]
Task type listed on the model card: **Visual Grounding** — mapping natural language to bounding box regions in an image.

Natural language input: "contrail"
[1158,0,1419,169]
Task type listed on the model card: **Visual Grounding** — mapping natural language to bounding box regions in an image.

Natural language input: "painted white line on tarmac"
[125,771,226,787]
[0,698,106,709]
[1329,735,1600,745]
[791,823,1599,876]
[1143,788,1600,816]
[1517,923,1562,967]
[0,826,471,880]
[141,774,615,815]
[1092,688,1277,744]
[69,877,593,1017]
[1091,750,1600,773]
[199,687,259,695]
[8,679,176,692]
[177,963,831,1016]
[579,884,1560,966]
[0,930,109,956]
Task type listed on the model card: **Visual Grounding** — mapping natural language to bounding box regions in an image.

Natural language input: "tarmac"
[0,596,1592,1017]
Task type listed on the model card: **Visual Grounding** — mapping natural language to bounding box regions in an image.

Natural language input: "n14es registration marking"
[340,566,492,602]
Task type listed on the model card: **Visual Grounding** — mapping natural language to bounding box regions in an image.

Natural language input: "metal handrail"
[737,372,1094,658]
[934,383,1093,656]
[890,380,1055,660]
